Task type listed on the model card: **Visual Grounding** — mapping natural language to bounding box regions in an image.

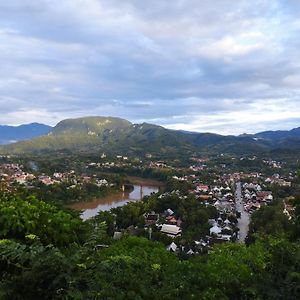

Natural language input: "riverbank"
[126,176,165,187]
[69,184,159,220]
[67,175,163,207]
[68,190,129,211]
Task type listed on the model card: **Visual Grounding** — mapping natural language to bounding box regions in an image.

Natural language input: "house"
[209,225,222,235]
[197,195,212,201]
[165,215,178,225]
[283,200,295,220]
[53,172,63,179]
[208,235,231,245]
[213,200,222,209]
[219,235,232,241]
[96,179,108,187]
[221,226,233,235]
[38,175,54,185]
[14,174,27,184]
[224,219,231,225]
[196,184,209,193]
[208,219,217,226]
[187,249,195,255]
[195,240,208,247]
[256,191,273,202]
[165,208,174,216]
[160,224,182,238]
[144,213,159,226]
[167,242,178,252]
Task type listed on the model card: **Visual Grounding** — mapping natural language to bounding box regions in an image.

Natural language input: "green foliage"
[247,203,293,243]
[200,242,270,299]
[95,211,116,236]
[0,239,72,300]
[1,230,300,299]
[112,201,146,229]
[256,236,300,299]
[290,196,300,240]
[32,181,118,204]
[0,195,87,246]
[83,221,110,248]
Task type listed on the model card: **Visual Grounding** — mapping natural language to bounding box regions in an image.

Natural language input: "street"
[235,182,250,243]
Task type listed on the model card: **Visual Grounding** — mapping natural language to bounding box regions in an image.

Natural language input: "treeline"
[9,180,120,205]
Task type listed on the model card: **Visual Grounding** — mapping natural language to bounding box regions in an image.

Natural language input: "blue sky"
[0,0,300,134]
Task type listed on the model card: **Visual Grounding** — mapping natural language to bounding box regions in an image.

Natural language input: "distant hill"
[0,117,299,156]
[252,127,300,140]
[0,123,52,145]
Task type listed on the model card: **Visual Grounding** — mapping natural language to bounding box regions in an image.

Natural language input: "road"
[235,182,250,243]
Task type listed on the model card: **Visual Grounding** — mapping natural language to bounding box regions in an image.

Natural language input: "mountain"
[0,117,200,156]
[253,127,300,140]
[0,123,52,145]
[0,117,299,156]
[242,127,300,151]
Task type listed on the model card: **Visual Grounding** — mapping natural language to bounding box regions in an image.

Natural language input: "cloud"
[0,0,300,134]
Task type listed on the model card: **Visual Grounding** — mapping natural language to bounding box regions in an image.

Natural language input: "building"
[160,224,182,238]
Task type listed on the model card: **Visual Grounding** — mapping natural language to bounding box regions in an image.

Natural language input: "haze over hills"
[0,123,52,145]
[252,127,300,140]
[0,116,300,156]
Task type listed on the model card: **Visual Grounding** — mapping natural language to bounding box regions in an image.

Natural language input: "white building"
[160,224,182,238]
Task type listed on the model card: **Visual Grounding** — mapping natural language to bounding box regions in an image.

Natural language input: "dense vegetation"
[1,188,300,299]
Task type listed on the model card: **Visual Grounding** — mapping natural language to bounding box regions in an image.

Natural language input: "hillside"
[0,116,300,156]
[0,117,200,156]
[0,123,52,144]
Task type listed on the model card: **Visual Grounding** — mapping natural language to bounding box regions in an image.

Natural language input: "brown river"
[70,185,159,220]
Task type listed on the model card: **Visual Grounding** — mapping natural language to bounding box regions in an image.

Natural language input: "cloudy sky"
[1,0,300,134]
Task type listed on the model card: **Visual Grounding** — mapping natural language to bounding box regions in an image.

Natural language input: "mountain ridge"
[0,116,299,156]
[0,123,52,145]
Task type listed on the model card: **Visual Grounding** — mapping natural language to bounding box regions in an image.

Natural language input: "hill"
[0,117,200,156]
[0,117,299,156]
[253,127,300,140]
[0,123,52,145]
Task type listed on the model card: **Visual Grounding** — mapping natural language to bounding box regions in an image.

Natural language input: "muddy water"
[70,185,159,220]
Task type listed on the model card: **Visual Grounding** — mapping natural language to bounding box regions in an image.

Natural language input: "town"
[1,152,298,257]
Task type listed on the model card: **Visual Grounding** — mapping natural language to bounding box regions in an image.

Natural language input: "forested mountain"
[0,123,52,145]
[253,127,300,140]
[0,116,299,156]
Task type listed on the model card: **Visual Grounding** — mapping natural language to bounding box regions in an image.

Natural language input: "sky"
[1,0,300,135]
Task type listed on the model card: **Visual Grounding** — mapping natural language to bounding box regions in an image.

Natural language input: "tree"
[0,195,87,246]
